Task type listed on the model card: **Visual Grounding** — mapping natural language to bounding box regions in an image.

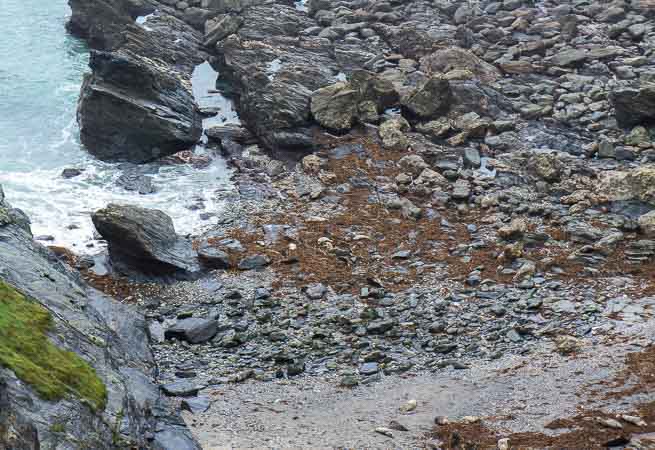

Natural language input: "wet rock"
[598,140,616,159]
[61,168,83,178]
[117,170,156,194]
[463,148,481,169]
[78,51,202,163]
[165,317,219,344]
[67,0,147,49]
[367,319,394,334]
[548,49,588,68]
[92,204,201,277]
[340,374,359,387]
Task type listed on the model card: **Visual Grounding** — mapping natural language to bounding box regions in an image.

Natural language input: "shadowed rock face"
[610,85,655,128]
[0,187,200,450]
[77,50,202,163]
[92,203,201,277]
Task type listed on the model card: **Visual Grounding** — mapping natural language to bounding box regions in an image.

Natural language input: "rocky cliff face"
[0,185,199,449]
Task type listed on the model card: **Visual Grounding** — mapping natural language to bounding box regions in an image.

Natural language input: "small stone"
[360,362,379,375]
[181,396,211,414]
[340,374,359,387]
[392,250,411,259]
[161,381,200,397]
[305,283,327,300]
[238,254,271,270]
[388,420,409,432]
[463,148,481,169]
[555,335,583,355]
[497,438,510,450]
[61,168,83,178]
[374,427,394,438]
[367,319,394,334]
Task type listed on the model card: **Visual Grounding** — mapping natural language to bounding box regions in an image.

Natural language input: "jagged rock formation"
[78,50,203,163]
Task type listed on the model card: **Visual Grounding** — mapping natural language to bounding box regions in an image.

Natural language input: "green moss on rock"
[0,280,107,411]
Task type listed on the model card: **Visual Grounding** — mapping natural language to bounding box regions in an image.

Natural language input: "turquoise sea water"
[0,0,232,250]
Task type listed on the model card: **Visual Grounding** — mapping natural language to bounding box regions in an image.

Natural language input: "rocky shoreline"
[3,0,655,447]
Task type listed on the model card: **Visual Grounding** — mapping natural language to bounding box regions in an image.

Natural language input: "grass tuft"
[0,280,107,411]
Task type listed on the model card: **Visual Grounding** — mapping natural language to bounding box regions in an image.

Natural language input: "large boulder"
[609,85,655,127]
[599,166,655,205]
[311,71,400,131]
[92,204,201,277]
[311,82,359,130]
[401,76,452,119]
[0,186,199,450]
[420,47,501,83]
[78,50,202,163]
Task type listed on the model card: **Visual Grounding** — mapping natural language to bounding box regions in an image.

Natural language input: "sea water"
[0,0,235,251]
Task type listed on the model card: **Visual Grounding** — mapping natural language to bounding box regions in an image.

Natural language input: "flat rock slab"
[162,381,201,397]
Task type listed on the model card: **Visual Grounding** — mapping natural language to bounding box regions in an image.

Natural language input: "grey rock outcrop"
[610,85,655,127]
[401,76,452,119]
[0,186,200,449]
[92,203,201,277]
[67,0,153,49]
